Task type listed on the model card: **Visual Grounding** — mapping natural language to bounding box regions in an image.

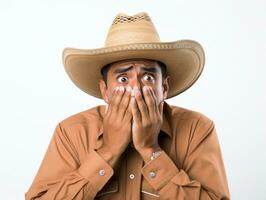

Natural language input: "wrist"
[96,146,121,168]
[138,146,162,164]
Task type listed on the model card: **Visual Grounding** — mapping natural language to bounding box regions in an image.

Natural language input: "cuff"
[78,150,114,192]
[141,151,179,190]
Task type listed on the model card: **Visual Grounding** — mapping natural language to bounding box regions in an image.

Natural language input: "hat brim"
[63,40,205,99]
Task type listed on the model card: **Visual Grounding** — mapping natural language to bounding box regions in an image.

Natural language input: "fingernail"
[119,86,124,92]
[143,86,149,92]
[135,90,141,96]
[114,87,119,92]
[133,87,140,96]
[126,86,132,92]
[131,89,135,97]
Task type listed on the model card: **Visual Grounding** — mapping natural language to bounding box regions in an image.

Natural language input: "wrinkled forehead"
[108,58,160,72]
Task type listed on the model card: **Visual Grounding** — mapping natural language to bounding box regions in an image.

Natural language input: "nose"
[129,74,143,92]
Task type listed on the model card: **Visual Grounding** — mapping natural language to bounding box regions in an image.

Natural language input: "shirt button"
[129,174,135,179]
[99,169,105,176]
[149,171,156,178]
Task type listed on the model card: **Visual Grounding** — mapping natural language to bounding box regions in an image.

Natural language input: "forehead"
[108,59,161,72]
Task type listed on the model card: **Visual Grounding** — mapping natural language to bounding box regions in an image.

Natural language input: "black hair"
[100,60,167,84]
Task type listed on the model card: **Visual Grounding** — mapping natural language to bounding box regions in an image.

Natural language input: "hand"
[100,86,132,157]
[130,86,164,160]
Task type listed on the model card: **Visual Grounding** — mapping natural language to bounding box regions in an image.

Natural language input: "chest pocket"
[94,177,119,199]
[141,190,160,199]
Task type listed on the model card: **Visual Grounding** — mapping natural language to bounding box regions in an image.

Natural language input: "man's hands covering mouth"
[97,86,163,167]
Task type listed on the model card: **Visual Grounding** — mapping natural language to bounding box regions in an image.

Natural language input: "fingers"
[142,86,157,119]
[106,86,132,122]
[133,87,149,122]
[106,85,161,124]
[130,95,141,124]
[159,100,164,116]
[124,105,133,123]
[105,104,109,114]
[105,87,118,116]
[118,86,132,119]
[109,86,124,114]
[150,87,161,115]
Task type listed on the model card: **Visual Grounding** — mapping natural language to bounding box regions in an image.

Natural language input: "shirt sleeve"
[25,123,114,200]
[141,118,230,200]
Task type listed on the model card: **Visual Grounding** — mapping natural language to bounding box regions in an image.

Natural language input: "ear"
[99,79,109,104]
[162,76,170,100]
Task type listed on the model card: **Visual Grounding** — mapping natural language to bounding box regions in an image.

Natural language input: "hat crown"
[105,12,161,47]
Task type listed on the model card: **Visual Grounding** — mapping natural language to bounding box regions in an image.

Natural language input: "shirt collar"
[96,101,172,139]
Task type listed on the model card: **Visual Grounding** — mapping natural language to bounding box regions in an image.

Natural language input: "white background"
[0,0,265,199]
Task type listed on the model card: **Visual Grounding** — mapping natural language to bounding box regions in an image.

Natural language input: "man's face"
[99,59,169,106]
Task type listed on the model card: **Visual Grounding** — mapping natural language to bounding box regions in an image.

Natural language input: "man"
[25,12,230,199]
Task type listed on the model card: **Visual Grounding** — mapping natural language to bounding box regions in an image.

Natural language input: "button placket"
[129,173,135,179]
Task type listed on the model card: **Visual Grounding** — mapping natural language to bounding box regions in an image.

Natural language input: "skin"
[97,59,170,166]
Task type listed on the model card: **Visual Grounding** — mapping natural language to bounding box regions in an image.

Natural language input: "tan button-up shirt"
[25,102,230,200]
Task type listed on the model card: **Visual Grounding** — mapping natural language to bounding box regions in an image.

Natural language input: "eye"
[143,74,155,83]
[117,76,128,83]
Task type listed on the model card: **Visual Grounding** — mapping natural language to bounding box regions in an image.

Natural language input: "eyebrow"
[113,66,133,74]
[141,67,159,74]
[113,66,159,75]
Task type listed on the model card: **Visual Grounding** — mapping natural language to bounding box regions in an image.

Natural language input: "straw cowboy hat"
[63,12,205,99]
